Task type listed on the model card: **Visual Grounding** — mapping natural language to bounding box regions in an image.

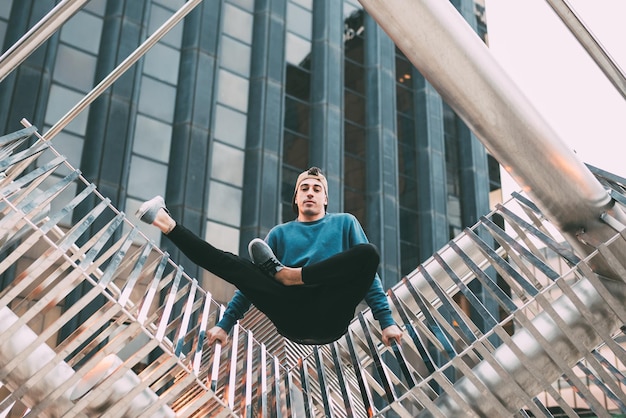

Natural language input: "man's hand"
[206,326,229,345]
[381,324,403,346]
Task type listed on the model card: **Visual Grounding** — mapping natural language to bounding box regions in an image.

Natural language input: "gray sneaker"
[248,238,284,276]
[136,195,168,224]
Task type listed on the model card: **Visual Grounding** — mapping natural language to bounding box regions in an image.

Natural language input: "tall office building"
[0,0,499,309]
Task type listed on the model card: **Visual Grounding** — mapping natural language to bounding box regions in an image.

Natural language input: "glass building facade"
[0,0,499,305]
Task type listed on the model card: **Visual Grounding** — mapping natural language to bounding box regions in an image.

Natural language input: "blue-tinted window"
[133,115,172,162]
[144,42,180,84]
[128,155,168,197]
[217,69,249,112]
[138,77,177,121]
[60,11,103,53]
[211,142,244,187]
[45,85,89,135]
[208,181,243,227]
[285,33,311,67]
[214,105,247,149]
[222,4,253,44]
[221,36,251,77]
[287,3,312,40]
[54,44,97,91]
[149,4,183,48]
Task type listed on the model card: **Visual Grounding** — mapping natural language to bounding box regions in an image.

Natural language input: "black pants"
[167,224,379,344]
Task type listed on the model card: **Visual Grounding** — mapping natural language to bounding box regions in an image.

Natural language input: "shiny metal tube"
[0,0,90,83]
[357,0,626,271]
[544,0,626,100]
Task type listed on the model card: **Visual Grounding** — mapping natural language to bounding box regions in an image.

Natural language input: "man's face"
[295,179,327,219]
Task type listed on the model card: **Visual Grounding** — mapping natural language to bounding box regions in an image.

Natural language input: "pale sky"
[483,0,626,195]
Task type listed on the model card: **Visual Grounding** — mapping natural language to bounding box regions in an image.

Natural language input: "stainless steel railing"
[2,126,626,416]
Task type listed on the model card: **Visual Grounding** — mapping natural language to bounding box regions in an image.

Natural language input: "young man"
[138,167,403,346]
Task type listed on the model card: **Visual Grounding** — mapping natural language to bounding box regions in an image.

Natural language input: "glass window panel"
[223,4,253,44]
[83,0,106,15]
[399,177,417,207]
[206,221,240,255]
[344,155,365,191]
[344,60,364,93]
[397,113,415,145]
[133,114,172,162]
[287,3,312,40]
[285,33,311,67]
[400,241,419,276]
[208,181,242,227]
[127,156,168,197]
[144,43,180,84]
[396,84,414,116]
[283,131,308,168]
[60,11,102,53]
[214,105,247,148]
[344,188,365,225]
[217,70,249,112]
[399,208,418,242]
[0,2,11,19]
[154,0,185,9]
[284,96,310,135]
[291,0,312,10]
[227,0,254,12]
[221,36,251,77]
[54,45,96,91]
[0,21,7,53]
[138,77,176,121]
[395,56,413,88]
[286,64,310,101]
[344,90,364,124]
[344,122,365,157]
[149,4,183,47]
[45,85,88,135]
[211,142,244,187]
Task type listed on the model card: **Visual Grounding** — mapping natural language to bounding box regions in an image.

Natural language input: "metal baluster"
[497,204,581,265]
[357,313,396,403]
[283,362,294,418]
[224,323,240,410]
[209,305,225,392]
[298,357,314,418]
[388,288,436,374]
[401,278,458,360]
[576,361,626,414]
[417,265,478,346]
[432,252,498,330]
[449,239,518,313]
[241,330,254,417]
[137,254,170,324]
[256,343,268,418]
[155,267,183,342]
[465,228,539,299]
[345,328,375,417]
[118,242,155,308]
[330,342,356,417]
[313,346,334,417]
[175,279,197,357]
[193,292,212,375]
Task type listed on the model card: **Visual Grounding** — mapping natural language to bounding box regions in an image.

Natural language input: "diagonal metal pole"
[0,0,90,83]
[544,0,626,100]
[42,0,205,142]
[357,0,626,276]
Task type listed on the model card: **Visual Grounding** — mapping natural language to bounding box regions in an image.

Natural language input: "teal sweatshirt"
[216,213,395,333]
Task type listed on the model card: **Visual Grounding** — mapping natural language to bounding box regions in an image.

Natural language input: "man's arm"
[215,290,252,333]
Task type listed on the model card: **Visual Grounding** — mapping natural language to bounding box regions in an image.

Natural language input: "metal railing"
[2,126,626,417]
